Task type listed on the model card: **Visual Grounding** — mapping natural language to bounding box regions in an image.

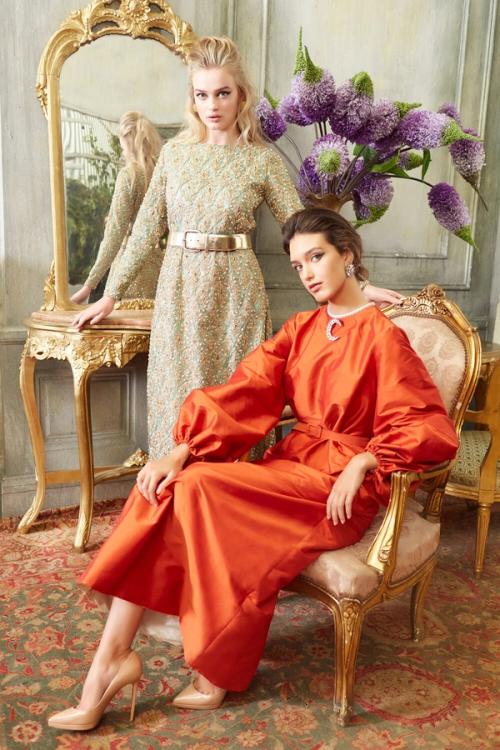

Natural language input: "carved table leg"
[17,353,47,533]
[72,366,96,552]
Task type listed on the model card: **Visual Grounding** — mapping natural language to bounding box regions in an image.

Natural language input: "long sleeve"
[105,146,168,300]
[263,148,303,224]
[85,167,135,290]
[173,320,294,460]
[365,324,459,474]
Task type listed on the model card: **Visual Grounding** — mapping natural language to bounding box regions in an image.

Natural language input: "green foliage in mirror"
[66,131,121,284]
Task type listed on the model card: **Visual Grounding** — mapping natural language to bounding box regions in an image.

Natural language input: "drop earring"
[345,263,355,278]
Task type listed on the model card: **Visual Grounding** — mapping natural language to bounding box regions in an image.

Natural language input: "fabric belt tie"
[293,422,370,449]
[169,231,252,252]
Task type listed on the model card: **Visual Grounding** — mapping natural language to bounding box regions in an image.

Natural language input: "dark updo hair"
[282,208,368,281]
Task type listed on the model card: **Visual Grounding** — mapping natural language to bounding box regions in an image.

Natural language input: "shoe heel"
[129,681,139,722]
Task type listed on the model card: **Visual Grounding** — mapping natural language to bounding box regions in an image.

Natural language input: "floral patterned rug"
[0,497,498,750]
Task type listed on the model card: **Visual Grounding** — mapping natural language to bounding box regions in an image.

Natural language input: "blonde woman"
[73,37,400,458]
[71,111,164,303]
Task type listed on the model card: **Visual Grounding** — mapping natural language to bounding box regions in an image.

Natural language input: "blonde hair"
[119,111,163,186]
[175,36,266,146]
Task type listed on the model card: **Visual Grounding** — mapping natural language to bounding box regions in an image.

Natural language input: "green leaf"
[371,154,400,173]
[421,149,431,179]
[293,28,306,75]
[353,144,377,163]
[351,71,374,99]
[388,165,411,178]
[455,225,479,250]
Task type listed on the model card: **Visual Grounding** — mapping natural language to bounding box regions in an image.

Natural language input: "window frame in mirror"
[37,0,196,311]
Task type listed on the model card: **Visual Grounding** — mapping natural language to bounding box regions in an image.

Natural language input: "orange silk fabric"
[81,306,458,691]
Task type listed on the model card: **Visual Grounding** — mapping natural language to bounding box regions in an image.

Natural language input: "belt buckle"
[184,230,205,251]
[306,424,322,439]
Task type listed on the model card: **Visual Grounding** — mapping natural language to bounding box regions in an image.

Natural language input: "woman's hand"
[327,452,378,525]
[70,285,92,304]
[363,283,404,309]
[71,295,115,330]
[136,443,191,506]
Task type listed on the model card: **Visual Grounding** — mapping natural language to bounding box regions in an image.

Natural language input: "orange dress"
[81,305,458,691]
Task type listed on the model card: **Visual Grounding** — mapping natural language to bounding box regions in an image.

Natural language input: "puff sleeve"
[173,321,294,460]
[365,324,459,474]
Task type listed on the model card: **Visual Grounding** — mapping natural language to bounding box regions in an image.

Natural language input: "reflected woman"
[71,111,164,304]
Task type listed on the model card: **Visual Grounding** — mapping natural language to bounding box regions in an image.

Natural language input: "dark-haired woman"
[49,208,458,730]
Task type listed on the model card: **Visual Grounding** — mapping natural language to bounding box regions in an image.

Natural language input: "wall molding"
[0,326,27,345]
[1,472,133,519]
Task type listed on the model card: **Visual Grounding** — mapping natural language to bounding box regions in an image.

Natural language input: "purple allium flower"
[353,194,371,221]
[428,182,477,248]
[353,199,389,226]
[438,102,462,125]
[399,150,424,170]
[399,109,478,149]
[278,93,312,126]
[355,98,400,145]
[449,128,485,177]
[329,72,373,139]
[398,109,449,149]
[256,94,287,142]
[355,173,394,208]
[310,134,349,176]
[373,131,403,158]
[351,172,394,225]
[291,47,336,123]
[297,155,322,197]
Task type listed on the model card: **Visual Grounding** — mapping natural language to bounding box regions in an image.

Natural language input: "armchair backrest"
[385,284,481,432]
[363,285,482,579]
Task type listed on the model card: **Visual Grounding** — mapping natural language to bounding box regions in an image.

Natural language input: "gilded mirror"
[37,0,196,311]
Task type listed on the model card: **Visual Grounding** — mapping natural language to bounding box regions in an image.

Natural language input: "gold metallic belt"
[293,422,370,449]
[168,231,252,252]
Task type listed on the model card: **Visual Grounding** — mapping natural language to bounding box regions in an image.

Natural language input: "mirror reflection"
[60,35,188,301]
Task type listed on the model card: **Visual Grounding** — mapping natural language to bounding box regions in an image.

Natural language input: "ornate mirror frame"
[37,0,196,311]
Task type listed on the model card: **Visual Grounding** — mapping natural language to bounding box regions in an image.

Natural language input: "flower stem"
[390,174,434,188]
[283,134,306,169]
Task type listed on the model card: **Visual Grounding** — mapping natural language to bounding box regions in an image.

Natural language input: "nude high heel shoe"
[172,680,226,710]
[47,650,142,731]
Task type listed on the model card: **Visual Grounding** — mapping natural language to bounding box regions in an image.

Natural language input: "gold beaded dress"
[105,141,302,459]
[85,163,163,299]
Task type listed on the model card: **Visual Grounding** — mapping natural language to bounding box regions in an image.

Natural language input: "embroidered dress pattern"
[105,142,302,458]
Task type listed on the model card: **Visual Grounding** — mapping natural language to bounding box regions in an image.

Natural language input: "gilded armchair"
[445,356,500,576]
[281,284,481,725]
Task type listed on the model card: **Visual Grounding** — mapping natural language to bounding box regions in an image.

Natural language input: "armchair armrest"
[365,461,451,579]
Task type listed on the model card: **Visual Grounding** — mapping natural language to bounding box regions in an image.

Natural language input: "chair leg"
[475,503,492,577]
[332,599,364,726]
[410,560,436,641]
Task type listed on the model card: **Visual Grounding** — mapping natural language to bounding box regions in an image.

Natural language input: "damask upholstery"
[393,315,466,414]
[302,500,439,600]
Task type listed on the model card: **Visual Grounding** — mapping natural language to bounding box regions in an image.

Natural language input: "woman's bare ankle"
[79,648,131,708]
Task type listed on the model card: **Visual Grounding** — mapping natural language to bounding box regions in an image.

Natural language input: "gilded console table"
[17,309,152,551]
